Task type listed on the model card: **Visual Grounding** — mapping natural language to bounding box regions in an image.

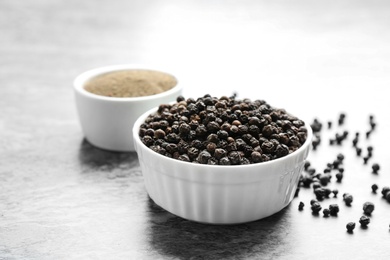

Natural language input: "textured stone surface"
[1,0,390,259]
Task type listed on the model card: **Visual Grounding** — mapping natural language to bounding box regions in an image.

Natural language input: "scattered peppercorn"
[298,201,305,210]
[385,192,390,203]
[314,187,326,201]
[352,133,359,147]
[307,168,316,175]
[332,189,339,197]
[381,187,390,198]
[329,204,339,216]
[359,215,370,227]
[335,172,343,183]
[363,156,370,164]
[311,201,322,214]
[371,184,378,193]
[367,146,373,157]
[338,113,346,125]
[310,118,322,133]
[323,208,330,217]
[319,174,331,186]
[363,202,375,215]
[312,138,320,150]
[356,147,362,156]
[372,163,380,174]
[312,182,321,190]
[346,222,356,233]
[337,153,345,162]
[304,161,311,171]
[343,193,353,206]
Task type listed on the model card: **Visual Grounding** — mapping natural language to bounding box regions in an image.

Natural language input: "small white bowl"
[133,106,313,224]
[73,64,183,152]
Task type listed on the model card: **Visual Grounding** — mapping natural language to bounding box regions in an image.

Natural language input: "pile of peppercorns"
[296,113,389,233]
[139,94,308,165]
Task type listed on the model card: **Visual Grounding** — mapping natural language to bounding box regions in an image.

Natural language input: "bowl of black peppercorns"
[133,94,313,224]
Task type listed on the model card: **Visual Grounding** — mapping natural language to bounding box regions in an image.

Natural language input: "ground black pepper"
[139,95,308,165]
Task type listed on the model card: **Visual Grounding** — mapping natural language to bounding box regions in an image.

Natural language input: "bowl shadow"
[145,197,294,259]
[77,138,139,173]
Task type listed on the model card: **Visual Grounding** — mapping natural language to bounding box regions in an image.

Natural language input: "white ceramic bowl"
[133,106,313,224]
[73,64,183,152]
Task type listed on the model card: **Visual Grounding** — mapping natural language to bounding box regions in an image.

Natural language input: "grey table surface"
[1,0,390,259]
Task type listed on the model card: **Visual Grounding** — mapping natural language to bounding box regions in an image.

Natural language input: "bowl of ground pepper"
[73,64,182,152]
[133,95,313,224]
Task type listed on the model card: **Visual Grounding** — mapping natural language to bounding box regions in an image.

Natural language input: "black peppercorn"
[356,147,362,156]
[139,95,308,165]
[275,144,289,158]
[386,192,390,203]
[304,161,311,170]
[372,163,380,174]
[307,167,316,175]
[314,187,328,201]
[219,156,231,165]
[228,151,241,165]
[298,201,305,210]
[154,129,166,139]
[187,147,199,160]
[363,156,369,164]
[362,202,375,215]
[323,208,330,217]
[142,135,154,146]
[251,151,262,163]
[359,215,370,227]
[312,182,321,190]
[381,187,390,197]
[197,150,212,164]
[371,184,378,193]
[311,201,322,214]
[343,193,353,206]
[346,222,356,233]
[179,123,191,135]
[214,148,227,160]
[329,204,339,216]
[178,154,190,162]
[319,174,331,186]
[335,172,343,183]
[338,113,346,125]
